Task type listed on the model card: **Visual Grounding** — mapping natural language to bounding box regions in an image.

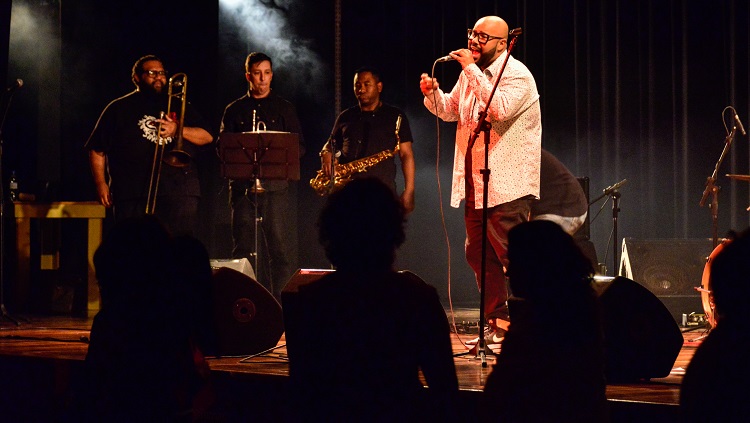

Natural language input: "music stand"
[218,131,300,181]
[218,131,300,285]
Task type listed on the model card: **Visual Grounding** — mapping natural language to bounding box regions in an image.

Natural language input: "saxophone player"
[319,67,416,214]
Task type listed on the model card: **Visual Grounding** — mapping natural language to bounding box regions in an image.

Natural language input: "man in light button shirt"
[419,15,541,347]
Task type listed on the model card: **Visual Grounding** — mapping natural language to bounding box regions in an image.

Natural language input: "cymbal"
[726,174,750,182]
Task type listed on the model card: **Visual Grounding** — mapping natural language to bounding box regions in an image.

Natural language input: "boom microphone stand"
[0,81,22,325]
[699,107,743,249]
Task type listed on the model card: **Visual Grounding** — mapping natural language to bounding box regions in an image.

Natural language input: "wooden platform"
[0,310,703,422]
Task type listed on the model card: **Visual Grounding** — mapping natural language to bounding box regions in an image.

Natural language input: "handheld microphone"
[6,78,23,92]
[734,112,746,136]
[438,28,522,63]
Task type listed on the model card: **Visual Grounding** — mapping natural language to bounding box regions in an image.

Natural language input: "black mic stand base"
[455,342,499,359]
[454,321,500,365]
[454,349,498,369]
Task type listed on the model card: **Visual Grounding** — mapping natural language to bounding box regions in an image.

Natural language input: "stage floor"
[0,309,703,422]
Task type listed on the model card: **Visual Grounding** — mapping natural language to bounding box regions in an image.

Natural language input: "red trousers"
[464,197,531,324]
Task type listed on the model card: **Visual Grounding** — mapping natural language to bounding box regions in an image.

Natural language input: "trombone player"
[85,54,213,236]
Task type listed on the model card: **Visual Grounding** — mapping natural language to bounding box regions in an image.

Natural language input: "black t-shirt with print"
[86,90,209,202]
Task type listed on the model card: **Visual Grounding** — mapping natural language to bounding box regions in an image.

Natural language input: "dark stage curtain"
[5,0,749,306]
[334,0,750,273]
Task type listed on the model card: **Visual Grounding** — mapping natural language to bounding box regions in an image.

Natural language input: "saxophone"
[310,115,402,196]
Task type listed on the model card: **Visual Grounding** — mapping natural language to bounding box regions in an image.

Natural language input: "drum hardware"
[725,174,750,210]
[726,173,750,182]
[693,107,744,341]
[682,312,706,327]
[700,106,742,245]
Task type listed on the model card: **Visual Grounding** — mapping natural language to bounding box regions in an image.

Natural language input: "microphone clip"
[603,179,628,196]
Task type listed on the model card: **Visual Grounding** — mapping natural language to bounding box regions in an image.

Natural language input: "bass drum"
[700,239,729,329]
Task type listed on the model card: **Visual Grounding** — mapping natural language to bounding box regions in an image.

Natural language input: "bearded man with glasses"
[85,54,213,236]
[419,16,542,349]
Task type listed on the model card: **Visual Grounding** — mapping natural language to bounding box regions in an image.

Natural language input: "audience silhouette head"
[317,176,406,271]
[482,219,608,422]
[708,227,750,324]
[79,215,216,421]
[507,219,594,302]
[93,214,174,312]
[680,227,750,422]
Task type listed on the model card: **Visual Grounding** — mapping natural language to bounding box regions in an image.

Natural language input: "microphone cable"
[428,59,469,346]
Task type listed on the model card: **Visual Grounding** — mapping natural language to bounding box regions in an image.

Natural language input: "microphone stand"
[612,191,621,275]
[0,88,21,325]
[459,31,522,367]
[251,146,263,276]
[699,125,737,249]
[247,111,269,287]
[589,179,627,276]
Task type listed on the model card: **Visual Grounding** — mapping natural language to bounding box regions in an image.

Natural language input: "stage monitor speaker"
[208,266,283,357]
[594,276,683,382]
[210,258,256,281]
[619,238,713,323]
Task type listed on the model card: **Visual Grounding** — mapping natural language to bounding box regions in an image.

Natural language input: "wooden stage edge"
[0,310,703,422]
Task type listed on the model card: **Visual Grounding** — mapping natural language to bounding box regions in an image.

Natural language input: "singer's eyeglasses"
[143,70,168,77]
[467,29,504,45]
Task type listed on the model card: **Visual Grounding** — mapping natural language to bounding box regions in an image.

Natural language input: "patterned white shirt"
[424,50,542,208]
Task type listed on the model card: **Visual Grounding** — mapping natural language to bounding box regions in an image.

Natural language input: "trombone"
[145,72,192,214]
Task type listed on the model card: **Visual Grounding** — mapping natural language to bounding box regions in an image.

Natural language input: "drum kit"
[695,108,747,334]
[695,173,749,333]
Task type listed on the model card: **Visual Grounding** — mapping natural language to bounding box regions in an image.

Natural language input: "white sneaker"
[466,328,505,346]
